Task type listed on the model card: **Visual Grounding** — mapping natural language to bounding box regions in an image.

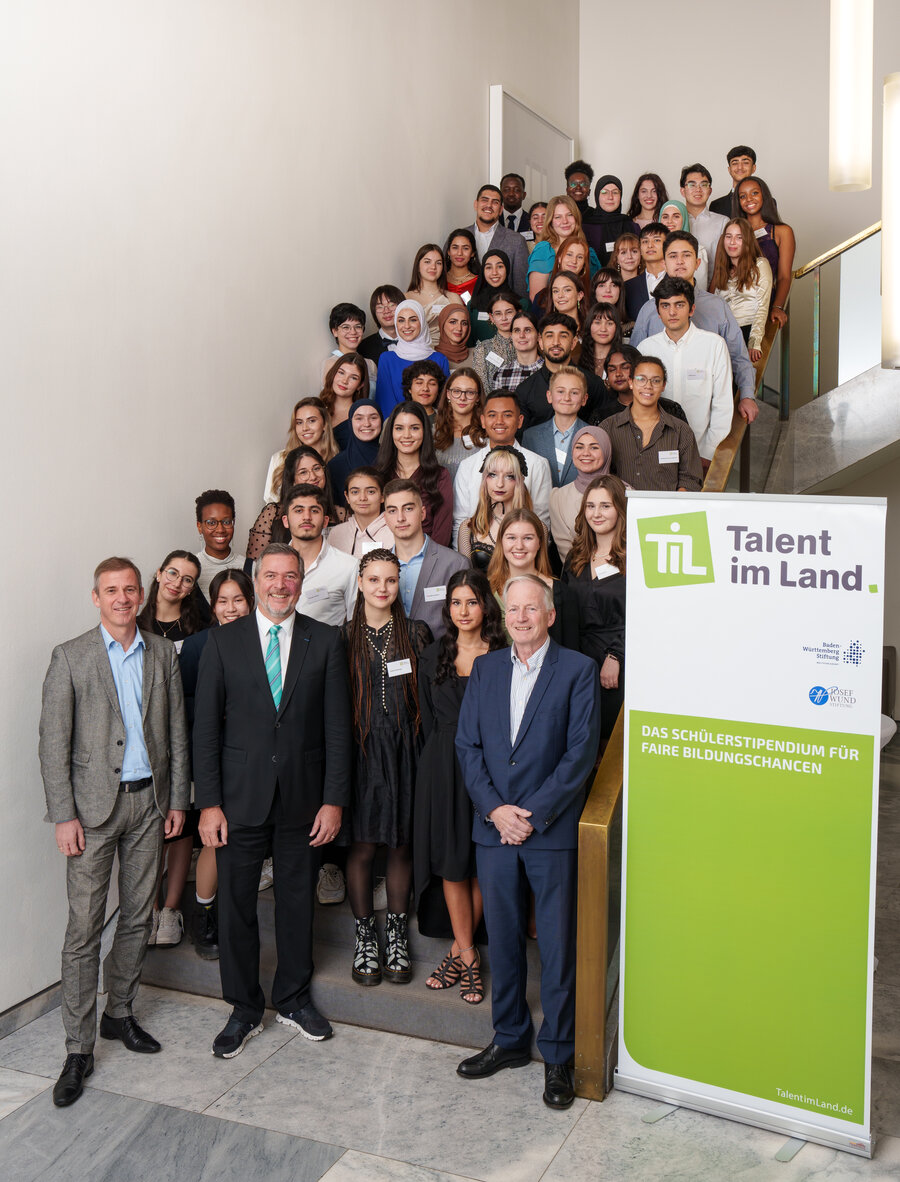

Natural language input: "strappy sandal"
[458,947,484,1005]
[425,947,462,990]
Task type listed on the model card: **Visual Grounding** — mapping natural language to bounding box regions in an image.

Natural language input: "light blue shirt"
[552,420,577,477]
[100,624,152,781]
[395,537,428,616]
[509,634,551,745]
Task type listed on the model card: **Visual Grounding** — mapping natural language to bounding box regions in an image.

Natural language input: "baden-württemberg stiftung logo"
[638,512,715,589]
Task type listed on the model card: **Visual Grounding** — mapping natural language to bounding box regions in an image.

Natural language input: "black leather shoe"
[99,1013,161,1053]
[52,1052,94,1107]
[212,1016,264,1058]
[457,1042,530,1078]
[543,1062,575,1109]
[275,1003,333,1041]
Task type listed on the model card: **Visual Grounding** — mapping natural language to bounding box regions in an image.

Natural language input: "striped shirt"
[606,406,704,492]
[509,634,551,745]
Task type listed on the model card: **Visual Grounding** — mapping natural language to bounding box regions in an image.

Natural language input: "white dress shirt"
[637,322,734,461]
[256,607,295,683]
[509,635,551,744]
[327,513,394,558]
[295,537,358,626]
[688,208,728,274]
[474,223,498,258]
[452,443,552,546]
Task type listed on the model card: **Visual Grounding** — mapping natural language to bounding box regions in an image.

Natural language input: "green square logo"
[637,511,715,588]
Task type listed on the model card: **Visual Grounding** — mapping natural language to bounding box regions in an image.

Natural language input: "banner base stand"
[614,1072,873,1159]
[641,1103,678,1124]
[774,1138,807,1163]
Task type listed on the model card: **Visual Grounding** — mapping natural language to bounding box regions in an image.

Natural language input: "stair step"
[141,893,544,1057]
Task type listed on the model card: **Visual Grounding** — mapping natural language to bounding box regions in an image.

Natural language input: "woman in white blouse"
[710,218,773,362]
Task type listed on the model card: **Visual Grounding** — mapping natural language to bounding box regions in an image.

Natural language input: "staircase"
[141,889,545,1057]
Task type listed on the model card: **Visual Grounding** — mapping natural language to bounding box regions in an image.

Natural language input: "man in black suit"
[709,145,757,217]
[624,223,667,322]
[194,543,352,1057]
[500,172,529,234]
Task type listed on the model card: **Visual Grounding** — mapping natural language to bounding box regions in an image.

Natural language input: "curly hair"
[434,570,506,685]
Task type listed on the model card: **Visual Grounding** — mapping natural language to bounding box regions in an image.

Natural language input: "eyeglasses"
[375,301,396,311]
[567,179,589,190]
[202,518,234,528]
[684,181,711,191]
[447,387,477,397]
[163,568,195,587]
[633,376,665,388]
[598,187,620,198]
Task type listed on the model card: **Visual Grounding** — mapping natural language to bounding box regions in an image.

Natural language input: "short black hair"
[401,359,446,395]
[565,159,594,182]
[283,482,329,513]
[477,183,502,200]
[653,275,695,308]
[727,144,757,164]
[329,302,366,332]
[501,171,525,188]
[639,221,667,240]
[368,285,405,322]
[634,355,668,385]
[195,489,235,523]
[679,162,712,188]
[537,311,578,336]
[663,229,700,257]
[483,390,522,412]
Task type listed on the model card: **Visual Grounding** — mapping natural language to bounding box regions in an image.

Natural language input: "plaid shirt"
[491,359,543,392]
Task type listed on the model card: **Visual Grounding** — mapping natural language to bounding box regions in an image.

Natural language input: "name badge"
[595,563,619,580]
[461,433,472,448]
[606,241,616,251]
[173,638,185,654]
[304,587,330,602]
[477,311,490,321]
[423,584,446,603]
[387,659,412,677]
[687,368,706,381]
[522,230,534,241]
[658,450,679,464]
[485,350,504,367]
[360,539,379,555]
[555,447,568,467]
[460,291,471,305]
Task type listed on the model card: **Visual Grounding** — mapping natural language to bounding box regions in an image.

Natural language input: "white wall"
[0,1,579,1013]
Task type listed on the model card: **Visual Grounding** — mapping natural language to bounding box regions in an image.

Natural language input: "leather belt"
[119,776,152,793]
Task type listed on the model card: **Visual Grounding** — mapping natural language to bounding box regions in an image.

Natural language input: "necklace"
[367,616,394,713]
[155,617,180,638]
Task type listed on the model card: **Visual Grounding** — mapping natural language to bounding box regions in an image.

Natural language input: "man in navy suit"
[455,574,600,1109]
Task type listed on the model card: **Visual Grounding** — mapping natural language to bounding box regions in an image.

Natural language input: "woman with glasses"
[137,551,205,649]
[582,174,638,267]
[247,445,345,567]
[433,369,486,479]
[263,397,340,504]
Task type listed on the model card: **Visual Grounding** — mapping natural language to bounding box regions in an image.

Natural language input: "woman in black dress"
[414,571,506,1005]
[562,475,627,750]
[343,549,432,987]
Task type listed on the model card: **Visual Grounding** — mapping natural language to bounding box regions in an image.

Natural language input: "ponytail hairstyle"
[345,548,422,745]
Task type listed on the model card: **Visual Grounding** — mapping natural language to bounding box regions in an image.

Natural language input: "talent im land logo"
[638,512,715,589]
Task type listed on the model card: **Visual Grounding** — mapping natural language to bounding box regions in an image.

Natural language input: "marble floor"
[4,744,900,1181]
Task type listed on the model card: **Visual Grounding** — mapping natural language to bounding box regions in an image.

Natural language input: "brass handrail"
[574,708,624,1100]
[793,221,881,279]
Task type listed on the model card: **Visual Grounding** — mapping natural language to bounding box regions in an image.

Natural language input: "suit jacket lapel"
[410,542,437,621]
[278,612,309,716]
[92,629,123,722]
[511,643,559,755]
[140,634,154,721]
[561,417,586,486]
[242,616,274,707]
[498,654,514,750]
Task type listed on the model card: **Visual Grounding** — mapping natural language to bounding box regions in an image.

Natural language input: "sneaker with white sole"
[317,864,346,905]
[275,1003,333,1041]
[373,877,387,911]
[155,907,184,947]
[258,857,274,892]
[147,908,160,946]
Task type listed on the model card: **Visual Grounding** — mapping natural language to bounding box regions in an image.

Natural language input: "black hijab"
[327,399,383,509]
[469,249,522,309]
[583,173,637,265]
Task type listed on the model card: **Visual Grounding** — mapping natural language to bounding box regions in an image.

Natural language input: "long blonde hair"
[467,448,532,539]
[270,398,338,498]
[539,195,584,250]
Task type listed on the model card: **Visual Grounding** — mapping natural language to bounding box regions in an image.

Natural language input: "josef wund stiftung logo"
[637,512,715,589]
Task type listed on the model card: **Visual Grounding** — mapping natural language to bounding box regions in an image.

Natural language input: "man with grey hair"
[193,542,352,1057]
[455,573,599,1110]
[39,556,189,1107]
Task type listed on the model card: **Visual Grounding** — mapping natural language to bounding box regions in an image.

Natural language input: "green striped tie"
[265,625,282,709]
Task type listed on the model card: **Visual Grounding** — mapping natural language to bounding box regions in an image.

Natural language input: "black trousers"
[216,786,317,1023]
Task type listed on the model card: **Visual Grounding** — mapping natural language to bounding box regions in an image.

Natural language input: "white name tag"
[522,230,534,241]
[387,658,413,677]
[477,311,490,321]
[606,241,616,251]
[360,539,379,554]
[461,433,472,448]
[555,447,568,467]
[173,638,185,654]
[595,563,619,580]
[423,584,446,603]
[658,450,679,464]
[461,290,471,304]
[485,350,504,367]
[304,587,330,602]
[687,368,706,381]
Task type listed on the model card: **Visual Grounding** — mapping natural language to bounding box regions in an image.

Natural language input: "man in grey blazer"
[466,184,530,298]
[383,480,467,639]
[39,557,189,1107]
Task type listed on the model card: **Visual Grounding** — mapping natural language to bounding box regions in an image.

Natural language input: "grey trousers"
[61,789,163,1053]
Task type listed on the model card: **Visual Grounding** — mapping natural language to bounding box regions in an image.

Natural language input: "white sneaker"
[147,908,160,946]
[156,906,184,947]
[317,864,346,905]
[258,857,274,892]
[373,877,387,911]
